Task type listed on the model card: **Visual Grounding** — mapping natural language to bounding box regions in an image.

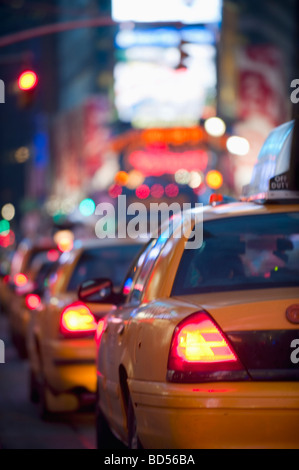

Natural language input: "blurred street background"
[0,0,299,449]
[0,0,298,247]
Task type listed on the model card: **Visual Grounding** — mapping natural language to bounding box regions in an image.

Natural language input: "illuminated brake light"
[60,302,96,336]
[25,294,41,310]
[168,312,244,374]
[14,273,28,287]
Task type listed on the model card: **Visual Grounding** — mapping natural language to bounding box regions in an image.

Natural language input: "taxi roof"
[72,236,149,252]
[194,201,299,223]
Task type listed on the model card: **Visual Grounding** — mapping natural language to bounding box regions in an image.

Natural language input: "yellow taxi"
[26,238,145,419]
[0,249,13,313]
[9,248,60,358]
[6,239,59,356]
[84,120,299,449]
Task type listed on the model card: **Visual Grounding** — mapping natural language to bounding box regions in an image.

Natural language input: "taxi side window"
[127,235,168,306]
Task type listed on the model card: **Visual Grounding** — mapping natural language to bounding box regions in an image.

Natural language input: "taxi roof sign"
[242,120,299,202]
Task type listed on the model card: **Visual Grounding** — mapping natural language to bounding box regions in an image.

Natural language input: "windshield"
[172,212,299,295]
[67,244,144,292]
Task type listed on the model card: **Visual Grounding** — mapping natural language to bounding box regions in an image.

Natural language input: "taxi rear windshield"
[67,244,143,292]
[172,212,299,295]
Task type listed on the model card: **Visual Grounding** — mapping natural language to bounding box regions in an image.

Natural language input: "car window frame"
[126,224,179,306]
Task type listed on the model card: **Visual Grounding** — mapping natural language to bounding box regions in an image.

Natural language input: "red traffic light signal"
[18,70,38,91]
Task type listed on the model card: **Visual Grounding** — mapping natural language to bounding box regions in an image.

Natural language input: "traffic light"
[17,70,38,108]
[18,70,38,90]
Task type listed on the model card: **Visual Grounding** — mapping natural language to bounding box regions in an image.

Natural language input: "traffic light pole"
[0,17,116,48]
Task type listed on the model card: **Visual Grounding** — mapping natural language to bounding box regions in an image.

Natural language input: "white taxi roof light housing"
[242,120,299,202]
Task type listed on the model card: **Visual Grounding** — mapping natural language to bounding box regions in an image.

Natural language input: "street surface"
[0,309,96,449]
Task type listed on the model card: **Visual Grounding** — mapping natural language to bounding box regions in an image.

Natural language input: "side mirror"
[78,278,113,303]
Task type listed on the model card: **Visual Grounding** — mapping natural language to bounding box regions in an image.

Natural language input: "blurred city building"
[0,0,298,241]
[219,0,298,193]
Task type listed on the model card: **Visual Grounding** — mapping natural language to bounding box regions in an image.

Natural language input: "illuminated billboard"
[114,40,217,128]
[112,0,222,24]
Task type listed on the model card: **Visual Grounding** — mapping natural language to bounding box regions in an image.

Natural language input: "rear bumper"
[129,380,299,449]
[43,338,97,395]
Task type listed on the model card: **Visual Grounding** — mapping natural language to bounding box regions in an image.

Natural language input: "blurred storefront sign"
[112,0,222,24]
[217,1,239,121]
[83,96,111,177]
[113,6,220,129]
[127,148,209,176]
[111,126,228,151]
[52,96,111,197]
[114,28,218,128]
[237,45,288,128]
[115,27,216,49]
[231,45,289,194]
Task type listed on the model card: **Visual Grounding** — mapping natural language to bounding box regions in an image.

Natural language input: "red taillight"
[167,312,244,379]
[60,302,96,337]
[14,273,28,287]
[25,294,41,310]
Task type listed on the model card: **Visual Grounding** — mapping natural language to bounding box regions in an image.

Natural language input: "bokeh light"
[79,198,96,217]
[25,294,41,310]
[0,230,15,248]
[108,184,123,198]
[136,184,150,199]
[174,169,190,185]
[188,171,203,189]
[165,183,179,198]
[126,170,145,189]
[14,273,28,287]
[15,146,30,163]
[0,219,10,235]
[47,249,60,262]
[54,230,74,253]
[114,171,129,186]
[206,170,223,189]
[226,136,250,156]
[150,184,164,198]
[204,117,226,137]
[18,70,38,90]
[1,203,15,221]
